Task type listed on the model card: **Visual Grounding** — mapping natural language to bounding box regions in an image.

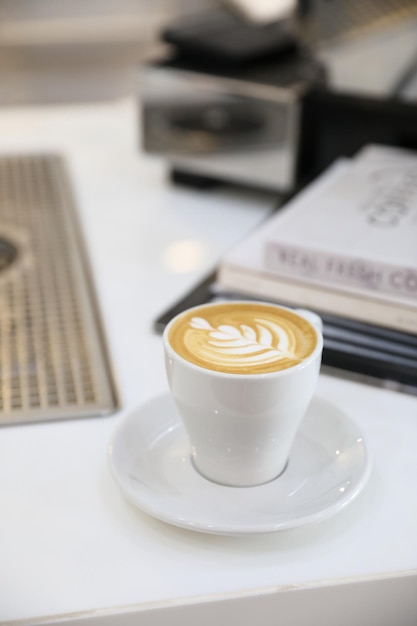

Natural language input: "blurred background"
[0,0,213,104]
[0,0,416,105]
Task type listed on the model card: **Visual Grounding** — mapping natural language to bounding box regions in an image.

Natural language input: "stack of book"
[216,144,417,392]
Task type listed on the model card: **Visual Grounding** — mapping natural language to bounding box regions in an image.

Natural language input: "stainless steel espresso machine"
[139,0,417,194]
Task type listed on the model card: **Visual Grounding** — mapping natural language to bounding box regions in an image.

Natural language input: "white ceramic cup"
[163,301,323,487]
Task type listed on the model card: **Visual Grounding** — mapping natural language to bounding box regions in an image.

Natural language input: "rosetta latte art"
[167,302,317,374]
[189,316,298,368]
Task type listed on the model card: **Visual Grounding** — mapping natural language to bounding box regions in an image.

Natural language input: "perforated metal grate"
[0,154,118,425]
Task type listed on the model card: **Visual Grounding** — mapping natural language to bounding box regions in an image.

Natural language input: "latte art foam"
[167,302,317,374]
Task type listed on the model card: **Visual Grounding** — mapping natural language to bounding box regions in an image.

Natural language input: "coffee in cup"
[163,301,323,487]
[167,301,317,375]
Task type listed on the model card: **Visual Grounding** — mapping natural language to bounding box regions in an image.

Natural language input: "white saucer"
[108,393,371,535]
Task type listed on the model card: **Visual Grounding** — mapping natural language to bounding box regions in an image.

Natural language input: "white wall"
[0,0,215,104]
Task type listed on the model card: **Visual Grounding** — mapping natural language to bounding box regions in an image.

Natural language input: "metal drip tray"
[0,154,118,425]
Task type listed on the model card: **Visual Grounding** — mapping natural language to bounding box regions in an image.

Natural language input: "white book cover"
[218,264,417,333]
[353,144,417,166]
[221,147,417,303]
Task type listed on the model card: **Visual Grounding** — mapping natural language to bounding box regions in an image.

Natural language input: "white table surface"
[0,97,416,626]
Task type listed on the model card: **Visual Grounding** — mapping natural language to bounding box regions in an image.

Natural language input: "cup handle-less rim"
[164,302,323,379]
